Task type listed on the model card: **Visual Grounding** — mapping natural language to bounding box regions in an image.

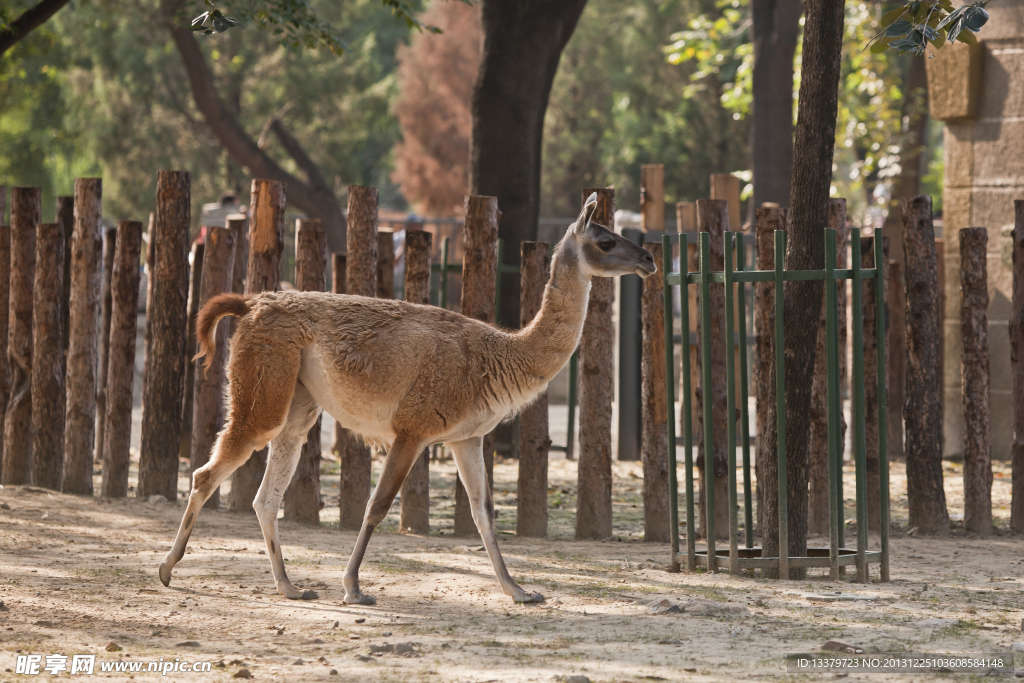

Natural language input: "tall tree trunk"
[760,0,845,577]
[751,0,802,210]
[95,227,117,467]
[101,221,144,498]
[3,187,39,485]
[31,223,65,490]
[139,172,191,501]
[902,195,948,536]
[56,195,73,353]
[471,0,588,328]
[960,227,991,536]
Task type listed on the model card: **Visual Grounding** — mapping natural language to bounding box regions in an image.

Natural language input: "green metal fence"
[661,228,890,581]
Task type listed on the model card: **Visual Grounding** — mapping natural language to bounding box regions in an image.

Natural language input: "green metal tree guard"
[660,228,889,580]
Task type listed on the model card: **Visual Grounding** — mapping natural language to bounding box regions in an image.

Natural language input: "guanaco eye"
[598,239,615,252]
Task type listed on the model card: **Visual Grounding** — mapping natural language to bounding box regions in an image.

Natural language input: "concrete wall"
[927,0,1024,460]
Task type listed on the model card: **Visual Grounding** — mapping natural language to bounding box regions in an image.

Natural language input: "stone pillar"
[926,6,1024,460]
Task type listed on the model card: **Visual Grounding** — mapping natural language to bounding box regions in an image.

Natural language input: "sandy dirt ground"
[2,452,1023,683]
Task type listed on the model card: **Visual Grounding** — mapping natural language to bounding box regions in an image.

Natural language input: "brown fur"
[194,293,252,370]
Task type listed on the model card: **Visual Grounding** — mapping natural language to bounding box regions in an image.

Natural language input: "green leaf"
[870,35,895,53]
[881,5,909,26]
[936,6,965,29]
[930,30,946,47]
[885,20,914,36]
[964,5,988,31]
[956,28,978,44]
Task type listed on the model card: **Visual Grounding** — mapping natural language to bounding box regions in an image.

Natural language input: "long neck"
[513,236,591,381]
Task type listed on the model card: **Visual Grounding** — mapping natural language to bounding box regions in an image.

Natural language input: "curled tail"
[195,293,252,370]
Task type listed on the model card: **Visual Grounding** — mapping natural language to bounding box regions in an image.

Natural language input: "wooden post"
[710,173,742,236]
[178,242,205,465]
[959,227,991,536]
[94,227,117,464]
[641,241,670,542]
[888,261,907,460]
[230,179,286,512]
[283,219,327,524]
[56,196,73,352]
[377,229,395,298]
[399,230,432,535]
[808,200,848,535]
[576,187,616,540]
[640,164,665,232]
[1012,201,1024,534]
[142,212,156,408]
[0,193,10,475]
[226,215,248,341]
[31,223,66,490]
[695,199,729,539]
[677,202,699,441]
[331,252,350,467]
[454,194,500,537]
[139,171,191,501]
[101,221,143,498]
[754,206,788,533]
[902,196,949,536]
[861,235,888,532]
[517,241,550,538]
[2,187,39,485]
[186,226,235,508]
[339,186,377,530]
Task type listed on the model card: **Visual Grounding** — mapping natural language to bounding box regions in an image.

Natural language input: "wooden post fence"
[101,221,143,498]
[641,241,670,542]
[31,223,66,490]
[902,196,949,536]
[331,252,349,466]
[94,226,117,464]
[960,227,991,536]
[3,187,40,485]
[517,241,550,538]
[283,219,327,524]
[576,187,616,540]
[230,179,286,512]
[641,164,665,232]
[57,196,74,353]
[0,189,10,474]
[399,230,432,535]
[339,186,377,530]
[187,226,235,509]
[179,242,205,466]
[454,194,499,537]
[1012,201,1024,534]
[809,199,848,535]
[139,172,191,501]
[377,229,395,298]
[861,235,888,532]
[888,260,907,460]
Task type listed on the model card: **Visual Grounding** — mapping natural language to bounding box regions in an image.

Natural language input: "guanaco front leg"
[343,436,427,605]
[449,436,544,603]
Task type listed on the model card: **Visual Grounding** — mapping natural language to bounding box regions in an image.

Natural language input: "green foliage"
[868,0,988,56]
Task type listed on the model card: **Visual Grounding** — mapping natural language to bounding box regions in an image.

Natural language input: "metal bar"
[725,233,739,574]
[699,231,717,573]
[774,230,788,580]
[566,350,578,460]
[707,269,877,284]
[662,235,680,572]
[440,237,450,311]
[875,234,890,582]
[680,233,697,572]
[851,228,869,582]
[736,231,753,549]
[825,228,841,581]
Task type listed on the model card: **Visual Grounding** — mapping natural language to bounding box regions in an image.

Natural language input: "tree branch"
[270,118,331,193]
[0,0,72,57]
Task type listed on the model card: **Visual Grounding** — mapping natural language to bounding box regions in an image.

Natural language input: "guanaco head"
[569,192,657,279]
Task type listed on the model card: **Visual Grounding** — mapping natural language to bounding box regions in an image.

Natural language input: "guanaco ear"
[572,192,599,236]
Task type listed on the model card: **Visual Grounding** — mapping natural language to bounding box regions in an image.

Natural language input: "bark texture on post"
[640,164,665,231]
[231,179,286,512]
[187,226,235,509]
[959,227,991,536]
[902,195,949,536]
[3,187,39,485]
[454,194,499,537]
[1013,201,1024,534]
[101,221,143,498]
[94,227,117,466]
[139,172,191,501]
[339,186,377,530]
[808,199,848,535]
[283,220,327,524]
[695,198,729,540]
[517,241,550,538]
[226,216,248,341]
[576,188,616,540]
[31,223,65,490]
[331,252,350,465]
[753,207,788,534]
[56,196,73,352]
[0,218,9,476]
[377,229,395,298]
[178,243,205,465]
[641,242,670,542]
[861,236,888,532]
[888,260,907,459]
[400,230,433,535]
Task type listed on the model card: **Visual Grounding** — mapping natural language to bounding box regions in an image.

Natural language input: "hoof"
[343,592,377,606]
[299,590,319,601]
[513,591,545,604]
[158,563,172,588]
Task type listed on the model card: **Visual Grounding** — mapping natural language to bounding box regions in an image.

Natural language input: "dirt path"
[1,457,1023,682]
